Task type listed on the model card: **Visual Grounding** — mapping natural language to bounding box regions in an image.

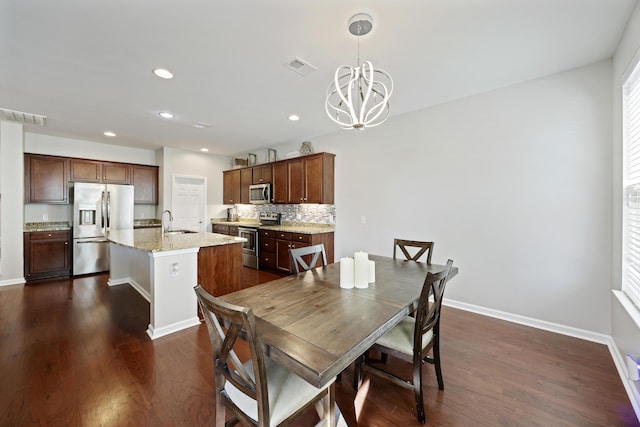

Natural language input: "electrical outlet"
[42,213,48,221]
[171,262,179,277]
[360,216,367,224]
[296,214,302,220]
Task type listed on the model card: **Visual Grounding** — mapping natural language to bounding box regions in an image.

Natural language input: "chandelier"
[325,13,393,130]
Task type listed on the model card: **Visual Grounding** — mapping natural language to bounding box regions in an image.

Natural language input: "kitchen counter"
[24,221,71,232]
[107,228,245,252]
[133,219,161,229]
[211,218,334,234]
[107,227,244,340]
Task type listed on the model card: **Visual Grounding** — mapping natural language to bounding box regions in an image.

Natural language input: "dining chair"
[194,285,336,427]
[289,243,327,274]
[353,259,454,424]
[393,239,434,264]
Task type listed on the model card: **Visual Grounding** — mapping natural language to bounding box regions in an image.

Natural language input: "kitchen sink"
[163,229,198,235]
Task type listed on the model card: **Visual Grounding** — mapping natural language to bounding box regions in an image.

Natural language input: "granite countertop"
[107,228,245,253]
[210,218,334,235]
[24,221,72,232]
[133,219,161,228]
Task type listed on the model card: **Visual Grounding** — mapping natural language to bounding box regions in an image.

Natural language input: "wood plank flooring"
[1,269,638,426]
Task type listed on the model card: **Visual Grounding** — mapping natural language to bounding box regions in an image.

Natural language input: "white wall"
[0,121,25,284]
[159,147,230,231]
[286,61,613,334]
[25,133,156,164]
[612,0,640,405]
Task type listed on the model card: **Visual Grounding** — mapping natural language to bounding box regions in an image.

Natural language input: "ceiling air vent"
[283,56,318,77]
[0,107,47,126]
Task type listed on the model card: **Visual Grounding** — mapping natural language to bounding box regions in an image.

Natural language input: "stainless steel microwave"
[249,183,271,204]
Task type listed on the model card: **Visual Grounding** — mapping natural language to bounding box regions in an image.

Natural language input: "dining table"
[220,254,459,391]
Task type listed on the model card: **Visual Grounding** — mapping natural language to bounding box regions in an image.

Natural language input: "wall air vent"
[283,56,318,77]
[0,107,47,126]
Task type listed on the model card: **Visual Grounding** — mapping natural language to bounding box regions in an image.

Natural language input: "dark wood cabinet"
[131,165,158,204]
[102,162,130,184]
[259,230,276,270]
[271,161,288,204]
[24,154,69,204]
[26,154,158,205]
[70,159,102,182]
[213,224,239,236]
[268,230,334,275]
[223,169,241,204]
[240,168,253,204]
[24,230,72,281]
[252,164,272,184]
[287,153,334,204]
[70,159,130,184]
[222,153,335,205]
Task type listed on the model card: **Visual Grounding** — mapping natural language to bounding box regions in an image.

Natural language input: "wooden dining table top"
[220,254,459,388]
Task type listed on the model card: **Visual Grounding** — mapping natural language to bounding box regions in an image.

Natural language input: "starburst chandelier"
[325,13,393,130]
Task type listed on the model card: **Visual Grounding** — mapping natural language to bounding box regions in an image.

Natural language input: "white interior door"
[171,175,206,231]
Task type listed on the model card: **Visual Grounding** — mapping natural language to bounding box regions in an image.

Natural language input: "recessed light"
[104,131,116,137]
[159,112,174,119]
[153,68,174,79]
[200,148,209,152]
[289,114,300,121]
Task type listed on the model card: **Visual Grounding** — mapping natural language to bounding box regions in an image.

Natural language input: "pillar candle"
[354,251,369,288]
[368,260,375,283]
[340,257,354,289]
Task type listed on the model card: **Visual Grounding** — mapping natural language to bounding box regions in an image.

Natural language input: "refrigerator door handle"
[106,191,111,229]
[101,191,106,234]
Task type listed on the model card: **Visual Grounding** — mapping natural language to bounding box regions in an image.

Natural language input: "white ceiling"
[0,0,636,156]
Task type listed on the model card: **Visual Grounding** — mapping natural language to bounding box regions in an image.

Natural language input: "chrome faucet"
[161,210,173,236]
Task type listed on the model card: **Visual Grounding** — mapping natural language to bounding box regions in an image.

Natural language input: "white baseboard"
[107,276,150,302]
[444,298,610,343]
[146,317,201,340]
[0,277,26,287]
[444,298,640,421]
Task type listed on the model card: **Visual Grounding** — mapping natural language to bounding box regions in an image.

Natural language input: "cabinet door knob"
[48,234,52,237]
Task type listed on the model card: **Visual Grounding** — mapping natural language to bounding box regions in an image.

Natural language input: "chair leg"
[353,354,363,390]
[413,356,426,424]
[434,338,444,390]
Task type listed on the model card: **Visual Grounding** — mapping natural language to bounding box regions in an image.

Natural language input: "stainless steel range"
[239,212,281,269]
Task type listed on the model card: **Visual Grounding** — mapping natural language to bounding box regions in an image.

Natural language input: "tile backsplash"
[236,204,335,224]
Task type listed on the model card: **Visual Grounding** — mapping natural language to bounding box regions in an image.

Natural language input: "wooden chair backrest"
[414,259,454,354]
[194,285,270,425]
[393,238,434,264]
[289,243,327,274]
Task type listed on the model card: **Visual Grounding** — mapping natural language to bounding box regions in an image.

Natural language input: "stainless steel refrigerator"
[73,182,134,275]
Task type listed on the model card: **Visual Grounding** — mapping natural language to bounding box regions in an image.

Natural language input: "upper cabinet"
[271,161,288,204]
[70,159,130,184]
[222,152,335,205]
[223,169,241,204]
[287,153,335,204]
[25,154,70,204]
[240,168,252,204]
[25,153,158,205]
[252,164,272,184]
[131,164,159,204]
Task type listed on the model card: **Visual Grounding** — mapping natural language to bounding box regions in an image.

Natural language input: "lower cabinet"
[259,230,276,270]
[260,230,334,275]
[213,224,239,236]
[24,230,72,282]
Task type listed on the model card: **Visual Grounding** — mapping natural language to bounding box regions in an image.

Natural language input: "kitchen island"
[107,228,244,339]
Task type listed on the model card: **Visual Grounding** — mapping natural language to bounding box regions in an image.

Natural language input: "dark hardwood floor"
[1,269,638,426]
